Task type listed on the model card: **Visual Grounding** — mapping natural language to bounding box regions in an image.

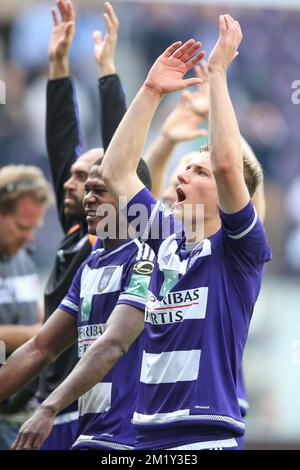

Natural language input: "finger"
[185,50,206,71]
[31,435,44,451]
[66,0,76,21]
[20,431,39,451]
[194,64,202,79]
[103,12,113,33]
[178,93,189,109]
[11,431,27,450]
[104,2,119,29]
[225,14,235,32]
[51,8,59,27]
[10,434,20,450]
[162,41,183,58]
[235,20,242,36]
[226,14,235,28]
[182,77,203,89]
[57,0,68,21]
[93,30,102,45]
[197,60,209,79]
[180,41,202,64]
[219,15,227,34]
[173,39,195,59]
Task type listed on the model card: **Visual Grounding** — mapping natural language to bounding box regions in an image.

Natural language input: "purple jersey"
[125,188,271,450]
[59,239,155,450]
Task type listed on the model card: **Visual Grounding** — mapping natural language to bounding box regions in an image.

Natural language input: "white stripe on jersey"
[54,410,79,425]
[134,238,144,261]
[79,382,112,416]
[133,239,155,262]
[141,200,161,241]
[72,435,134,450]
[118,293,147,306]
[140,349,201,384]
[167,438,238,450]
[228,207,258,240]
[61,299,79,312]
[238,397,249,410]
[132,410,245,430]
[133,408,190,424]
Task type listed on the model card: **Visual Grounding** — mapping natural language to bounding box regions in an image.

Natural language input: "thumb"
[178,93,189,109]
[93,30,102,45]
[183,77,202,89]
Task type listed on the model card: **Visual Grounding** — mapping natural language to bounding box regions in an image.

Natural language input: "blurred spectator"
[0,164,53,449]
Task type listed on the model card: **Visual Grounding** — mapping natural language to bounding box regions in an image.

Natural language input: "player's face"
[173,151,219,225]
[0,197,44,256]
[83,166,119,237]
[63,150,102,220]
[162,153,197,209]
[162,170,182,209]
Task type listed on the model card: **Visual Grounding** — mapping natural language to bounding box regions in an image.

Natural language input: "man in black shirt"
[36,0,126,449]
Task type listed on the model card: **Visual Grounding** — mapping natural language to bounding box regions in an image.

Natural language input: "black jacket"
[37,75,127,401]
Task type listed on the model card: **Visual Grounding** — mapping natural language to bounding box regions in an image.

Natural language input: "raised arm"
[208,15,249,214]
[101,39,205,203]
[48,0,75,80]
[46,0,83,230]
[94,1,127,151]
[11,304,144,450]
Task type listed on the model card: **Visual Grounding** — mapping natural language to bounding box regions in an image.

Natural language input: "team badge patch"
[132,260,154,276]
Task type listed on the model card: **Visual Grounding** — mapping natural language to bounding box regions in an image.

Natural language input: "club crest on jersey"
[133,260,154,276]
[98,266,117,293]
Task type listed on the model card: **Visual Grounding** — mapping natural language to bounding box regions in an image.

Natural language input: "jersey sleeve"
[125,187,177,255]
[117,243,156,311]
[59,260,86,318]
[220,200,272,270]
[98,74,127,152]
[46,77,83,232]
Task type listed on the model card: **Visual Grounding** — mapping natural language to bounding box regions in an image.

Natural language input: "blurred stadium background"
[0,0,299,449]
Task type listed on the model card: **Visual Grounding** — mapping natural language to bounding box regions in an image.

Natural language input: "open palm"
[145,40,205,96]
[48,0,75,62]
[208,15,242,71]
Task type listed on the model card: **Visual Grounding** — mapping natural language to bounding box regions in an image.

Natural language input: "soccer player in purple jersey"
[0,159,155,450]
[99,15,271,450]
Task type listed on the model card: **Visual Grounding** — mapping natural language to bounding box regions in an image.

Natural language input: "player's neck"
[185,217,221,244]
[102,237,129,252]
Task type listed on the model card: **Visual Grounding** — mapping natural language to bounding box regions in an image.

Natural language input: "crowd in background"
[1,1,300,275]
[0,0,300,448]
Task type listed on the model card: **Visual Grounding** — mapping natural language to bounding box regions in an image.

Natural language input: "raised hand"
[182,61,209,119]
[162,93,207,143]
[144,39,205,97]
[93,2,119,77]
[48,0,75,63]
[208,14,242,72]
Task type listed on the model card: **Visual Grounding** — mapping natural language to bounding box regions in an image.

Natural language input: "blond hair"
[0,165,54,214]
[200,141,263,198]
